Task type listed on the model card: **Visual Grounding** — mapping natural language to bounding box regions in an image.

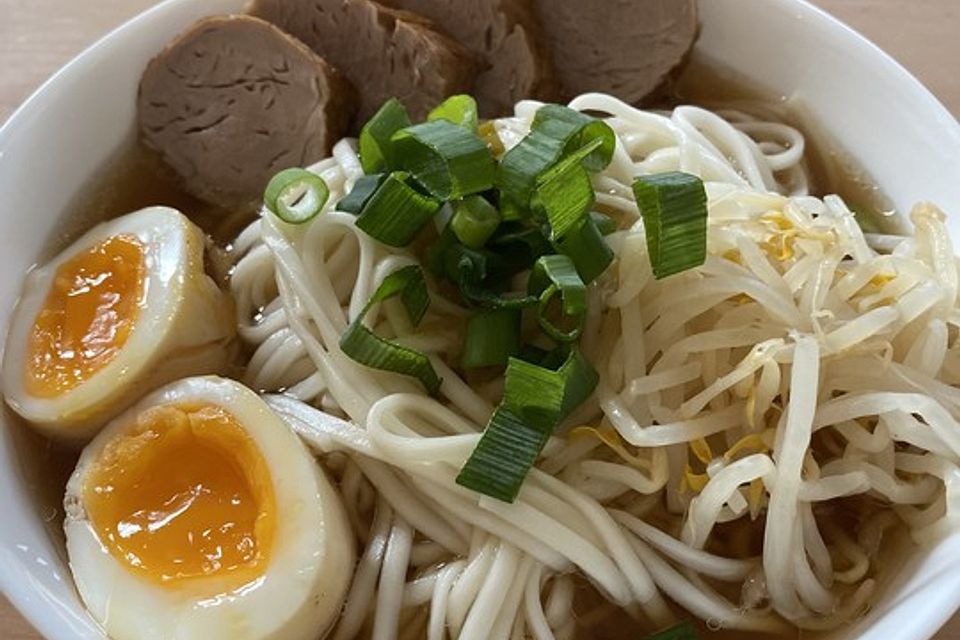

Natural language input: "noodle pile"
[229,93,960,638]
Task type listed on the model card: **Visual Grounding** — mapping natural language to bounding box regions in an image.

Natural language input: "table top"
[1,1,959,638]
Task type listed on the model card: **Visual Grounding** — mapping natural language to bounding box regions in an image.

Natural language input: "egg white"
[2,207,235,440]
[64,376,356,640]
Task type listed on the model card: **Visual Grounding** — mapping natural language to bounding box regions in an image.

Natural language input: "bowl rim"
[2,0,960,639]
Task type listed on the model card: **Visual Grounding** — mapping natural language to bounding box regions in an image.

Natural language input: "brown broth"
[6,59,915,639]
[4,408,78,563]
[667,55,897,232]
[39,141,255,263]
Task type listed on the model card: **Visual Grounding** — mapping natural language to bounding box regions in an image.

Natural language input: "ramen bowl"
[1,0,959,638]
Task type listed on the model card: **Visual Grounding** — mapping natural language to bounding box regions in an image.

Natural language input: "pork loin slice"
[378,0,557,116]
[138,15,356,209]
[532,0,698,104]
[249,0,477,123]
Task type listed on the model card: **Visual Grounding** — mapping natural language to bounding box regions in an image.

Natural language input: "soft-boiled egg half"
[65,376,355,640]
[3,206,235,440]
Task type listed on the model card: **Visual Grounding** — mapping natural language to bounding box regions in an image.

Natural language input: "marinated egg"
[2,207,235,440]
[64,376,355,640]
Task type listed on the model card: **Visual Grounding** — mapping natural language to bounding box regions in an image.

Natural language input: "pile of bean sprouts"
[229,93,960,638]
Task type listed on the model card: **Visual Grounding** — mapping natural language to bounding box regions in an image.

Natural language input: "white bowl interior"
[1,0,959,638]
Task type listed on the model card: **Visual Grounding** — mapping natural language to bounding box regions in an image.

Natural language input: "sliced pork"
[138,15,357,208]
[532,0,698,104]
[249,0,478,122]
[379,0,557,116]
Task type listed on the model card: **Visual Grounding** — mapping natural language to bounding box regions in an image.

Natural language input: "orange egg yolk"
[83,403,276,589]
[25,234,146,398]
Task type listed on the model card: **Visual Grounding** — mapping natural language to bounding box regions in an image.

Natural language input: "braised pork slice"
[532,0,698,104]
[378,0,557,116]
[138,15,356,209]
[249,0,477,122]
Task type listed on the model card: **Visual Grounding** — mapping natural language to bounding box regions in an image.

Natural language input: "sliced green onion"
[455,406,547,502]
[553,216,614,284]
[496,130,565,218]
[632,172,708,279]
[339,266,440,393]
[528,255,586,343]
[428,94,479,132]
[462,308,521,368]
[392,120,495,200]
[337,173,387,214]
[264,168,329,224]
[590,211,618,235]
[457,348,598,501]
[531,104,615,172]
[534,137,602,240]
[340,327,440,394]
[451,195,501,249]
[447,243,537,309]
[524,347,597,422]
[359,263,430,326]
[355,171,441,247]
[489,223,553,267]
[496,105,614,217]
[500,356,570,430]
[425,223,459,277]
[359,98,411,174]
[644,621,699,640]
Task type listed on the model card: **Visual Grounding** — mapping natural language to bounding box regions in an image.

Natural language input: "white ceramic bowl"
[1,1,959,638]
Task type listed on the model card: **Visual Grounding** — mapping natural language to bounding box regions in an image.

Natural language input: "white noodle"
[225,93,960,637]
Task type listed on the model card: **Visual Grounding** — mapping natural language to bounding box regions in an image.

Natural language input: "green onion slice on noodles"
[355,171,442,247]
[359,98,411,174]
[392,120,495,200]
[456,348,598,501]
[264,168,330,224]
[428,94,479,132]
[528,254,587,343]
[339,265,440,394]
[632,172,708,279]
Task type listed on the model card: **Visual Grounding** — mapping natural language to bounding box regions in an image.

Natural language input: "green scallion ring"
[264,168,330,224]
[537,283,585,343]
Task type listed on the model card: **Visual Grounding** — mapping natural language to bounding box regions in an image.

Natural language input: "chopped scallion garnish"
[339,266,440,393]
[529,255,587,343]
[446,243,537,309]
[359,98,411,174]
[428,94,479,132]
[339,96,715,503]
[457,348,598,502]
[462,308,521,368]
[355,171,441,247]
[553,216,614,284]
[392,120,495,200]
[264,168,329,224]
[590,211,618,235]
[531,104,615,172]
[489,223,553,266]
[496,130,566,219]
[633,172,708,279]
[497,105,615,218]
[337,173,387,214]
[534,137,602,240]
[451,195,501,249]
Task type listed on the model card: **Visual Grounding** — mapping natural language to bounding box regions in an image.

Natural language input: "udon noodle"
[230,93,960,637]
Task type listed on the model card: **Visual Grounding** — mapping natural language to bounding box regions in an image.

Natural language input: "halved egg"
[64,376,355,640]
[2,206,235,440]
